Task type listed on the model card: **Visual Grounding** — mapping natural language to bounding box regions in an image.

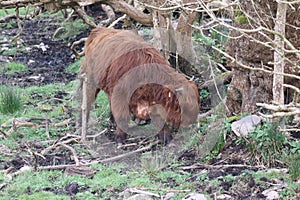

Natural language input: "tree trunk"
[225,0,300,115]
[273,1,287,105]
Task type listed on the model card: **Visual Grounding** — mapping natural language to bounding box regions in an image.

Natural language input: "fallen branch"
[73,5,97,28]
[179,163,266,170]
[38,141,159,170]
[41,135,80,155]
[136,187,191,193]
[280,128,300,132]
[86,128,107,140]
[58,143,80,165]
[108,14,127,28]
[257,102,300,118]
[259,110,300,119]
[0,129,8,137]
[54,118,72,127]
[71,37,86,58]
[124,188,160,198]
[256,103,300,111]
[99,4,116,26]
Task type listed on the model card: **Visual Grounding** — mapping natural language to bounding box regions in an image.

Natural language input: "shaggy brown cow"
[78,27,200,143]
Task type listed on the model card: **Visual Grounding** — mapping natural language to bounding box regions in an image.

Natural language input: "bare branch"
[108,0,153,26]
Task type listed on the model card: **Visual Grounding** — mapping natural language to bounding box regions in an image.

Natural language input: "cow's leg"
[157,124,173,144]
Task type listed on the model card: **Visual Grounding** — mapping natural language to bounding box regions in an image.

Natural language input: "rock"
[266,168,288,174]
[163,193,175,200]
[217,194,233,199]
[262,190,280,200]
[122,188,159,200]
[182,193,207,200]
[126,194,154,200]
[65,182,79,195]
[231,115,261,137]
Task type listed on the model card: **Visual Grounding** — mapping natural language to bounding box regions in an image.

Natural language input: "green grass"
[287,153,300,181]
[0,62,28,74]
[0,9,16,18]
[0,163,196,199]
[0,86,23,114]
[0,7,36,18]
[53,19,90,41]
[65,58,83,74]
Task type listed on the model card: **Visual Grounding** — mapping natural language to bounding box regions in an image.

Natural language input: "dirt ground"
[0,5,299,200]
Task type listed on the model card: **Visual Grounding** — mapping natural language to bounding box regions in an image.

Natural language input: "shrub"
[242,121,286,166]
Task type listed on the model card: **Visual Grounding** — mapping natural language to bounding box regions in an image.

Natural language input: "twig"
[45,117,50,138]
[0,129,7,137]
[108,14,127,28]
[198,110,214,119]
[208,56,230,113]
[71,37,86,58]
[136,187,191,193]
[72,5,96,28]
[41,135,79,155]
[58,143,80,166]
[86,128,107,139]
[179,163,266,170]
[38,141,159,170]
[54,118,72,127]
[100,4,116,26]
[280,128,300,132]
[126,188,160,198]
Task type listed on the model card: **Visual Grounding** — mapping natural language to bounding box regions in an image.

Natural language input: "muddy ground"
[0,4,299,200]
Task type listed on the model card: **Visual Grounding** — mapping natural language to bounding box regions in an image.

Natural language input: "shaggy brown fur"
[78,27,200,143]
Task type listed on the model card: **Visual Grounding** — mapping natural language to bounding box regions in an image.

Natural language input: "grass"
[53,19,90,41]
[65,58,83,74]
[0,86,23,114]
[0,62,28,74]
[0,162,196,199]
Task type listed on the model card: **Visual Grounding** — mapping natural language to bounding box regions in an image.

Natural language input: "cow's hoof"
[115,132,128,144]
[157,132,173,145]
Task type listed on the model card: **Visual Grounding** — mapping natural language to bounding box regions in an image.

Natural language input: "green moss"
[236,14,248,24]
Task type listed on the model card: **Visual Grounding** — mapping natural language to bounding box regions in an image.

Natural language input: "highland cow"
[78,27,200,143]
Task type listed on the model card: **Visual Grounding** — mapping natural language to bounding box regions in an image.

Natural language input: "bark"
[108,0,153,26]
[149,0,199,75]
[273,1,287,105]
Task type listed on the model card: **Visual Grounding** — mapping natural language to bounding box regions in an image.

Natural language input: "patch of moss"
[236,14,248,24]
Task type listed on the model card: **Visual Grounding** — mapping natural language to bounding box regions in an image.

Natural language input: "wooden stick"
[81,73,88,142]
[136,187,191,193]
[179,163,266,170]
